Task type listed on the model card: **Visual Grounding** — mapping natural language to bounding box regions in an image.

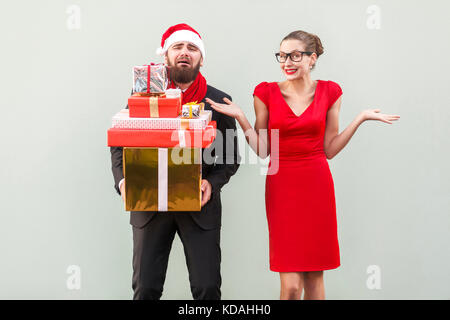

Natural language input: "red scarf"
[168,71,208,104]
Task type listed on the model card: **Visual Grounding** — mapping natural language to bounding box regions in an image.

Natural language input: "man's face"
[165,41,203,84]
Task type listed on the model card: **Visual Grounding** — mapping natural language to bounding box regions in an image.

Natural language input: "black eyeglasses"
[275,50,314,63]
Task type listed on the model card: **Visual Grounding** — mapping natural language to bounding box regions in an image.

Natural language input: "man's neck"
[173,81,194,91]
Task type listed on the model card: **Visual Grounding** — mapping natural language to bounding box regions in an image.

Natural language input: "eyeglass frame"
[275,50,314,63]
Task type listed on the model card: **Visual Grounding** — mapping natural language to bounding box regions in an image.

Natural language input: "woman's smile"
[284,68,298,75]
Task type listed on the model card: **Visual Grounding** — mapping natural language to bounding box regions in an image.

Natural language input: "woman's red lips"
[285,69,297,75]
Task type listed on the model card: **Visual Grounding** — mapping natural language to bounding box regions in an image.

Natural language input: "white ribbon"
[158,148,168,211]
[178,130,186,148]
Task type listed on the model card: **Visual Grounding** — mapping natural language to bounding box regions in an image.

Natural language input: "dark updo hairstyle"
[281,30,324,70]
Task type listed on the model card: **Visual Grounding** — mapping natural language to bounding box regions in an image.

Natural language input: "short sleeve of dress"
[253,82,270,106]
[328,81,343,110]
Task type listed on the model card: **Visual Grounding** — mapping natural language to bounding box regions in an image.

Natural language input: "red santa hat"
[156,23,206,60]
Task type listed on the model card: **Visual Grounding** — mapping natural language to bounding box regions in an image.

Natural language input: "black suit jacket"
[110,85,241,229]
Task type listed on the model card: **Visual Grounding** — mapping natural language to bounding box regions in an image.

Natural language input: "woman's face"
[278,39,316,81]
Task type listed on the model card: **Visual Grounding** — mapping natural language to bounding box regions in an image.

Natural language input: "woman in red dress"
[206,30,400,300]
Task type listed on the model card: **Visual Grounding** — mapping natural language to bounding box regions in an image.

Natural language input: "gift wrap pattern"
[112,109,212,130]
[123,147,202,211]
[133,64,168,94]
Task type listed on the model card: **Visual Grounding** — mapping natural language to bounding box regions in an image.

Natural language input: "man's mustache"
[167,58,192,66]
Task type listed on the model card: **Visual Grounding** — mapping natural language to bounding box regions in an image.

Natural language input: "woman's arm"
[206,97,270,159]
[323,97,362,159]
[324,97,400,159]
[236,97,270,158]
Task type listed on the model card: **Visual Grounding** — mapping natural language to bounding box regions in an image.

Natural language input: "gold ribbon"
[180,119,189,130]
[149,96,159,117]
[185,101,196,118]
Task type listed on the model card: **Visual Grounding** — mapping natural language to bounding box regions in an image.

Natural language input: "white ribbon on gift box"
[157,147,202,211]
[158,148,168,211]
[178,130,186,148]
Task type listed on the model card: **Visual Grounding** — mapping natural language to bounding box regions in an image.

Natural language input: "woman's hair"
[281,30,324,70]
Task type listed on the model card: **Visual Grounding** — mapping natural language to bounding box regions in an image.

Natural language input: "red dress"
[253,80,342,272]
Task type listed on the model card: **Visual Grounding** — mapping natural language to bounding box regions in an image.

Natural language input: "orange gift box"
[107,121,216,148]
[128,93,182,118]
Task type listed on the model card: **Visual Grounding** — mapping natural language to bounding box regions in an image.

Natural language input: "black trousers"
[132,213,222,300]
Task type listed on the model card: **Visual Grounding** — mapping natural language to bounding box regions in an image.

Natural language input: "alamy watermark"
[366,265,381,290]
[66,5,81,30]
[366,5,382,30]
[66,265,81,290]
[168,128,281,176]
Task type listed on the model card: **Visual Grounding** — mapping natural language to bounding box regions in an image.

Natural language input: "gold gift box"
[123,147,202,211]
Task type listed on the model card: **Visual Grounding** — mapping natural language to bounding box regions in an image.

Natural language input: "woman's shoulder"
[320,79,342,93]
[320,80,343,108]
[253,81,277,96]
[253,81,277,105]
[254,81,276,91]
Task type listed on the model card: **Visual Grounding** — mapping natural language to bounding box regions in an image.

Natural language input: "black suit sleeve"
[110,146,124,195]
[110,91,131,195]
[205,95,241,193]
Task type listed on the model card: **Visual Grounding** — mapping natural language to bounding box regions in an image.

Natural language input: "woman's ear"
[309,53,317,69]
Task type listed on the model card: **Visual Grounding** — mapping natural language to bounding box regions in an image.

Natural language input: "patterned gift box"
[107,121,216,148]
[182,102,205,118]
[112,109,212,130]
[132,64,168,94]
[128,93,182,118]
[123,147,202,211]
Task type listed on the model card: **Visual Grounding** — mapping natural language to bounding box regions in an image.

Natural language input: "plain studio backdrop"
[0,0,449,299]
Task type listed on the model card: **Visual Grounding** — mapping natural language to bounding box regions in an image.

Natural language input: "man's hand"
[120,180,126,203]
[121,179,212,207]
[201,179,212,207]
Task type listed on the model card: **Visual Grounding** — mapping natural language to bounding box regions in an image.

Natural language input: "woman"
[206,30,400,300]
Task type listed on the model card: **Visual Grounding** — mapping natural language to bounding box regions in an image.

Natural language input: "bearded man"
[110,23,240,300]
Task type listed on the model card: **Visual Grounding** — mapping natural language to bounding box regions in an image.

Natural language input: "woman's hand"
[360,109,400,124]
[205,97,245,121]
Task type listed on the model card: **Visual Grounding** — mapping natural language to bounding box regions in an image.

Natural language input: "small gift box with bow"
[182,102,205,118]
[132,64,168,94]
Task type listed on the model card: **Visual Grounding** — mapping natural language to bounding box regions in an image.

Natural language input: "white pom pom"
[156,47,165,56]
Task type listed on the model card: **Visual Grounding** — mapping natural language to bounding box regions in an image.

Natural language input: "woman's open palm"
[363,109,400,124]
[205,97,244,120]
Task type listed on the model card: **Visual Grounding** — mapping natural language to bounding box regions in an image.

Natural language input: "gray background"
[1,0,449,299]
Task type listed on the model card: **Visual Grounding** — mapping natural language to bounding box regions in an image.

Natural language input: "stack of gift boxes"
[107,64,216,212]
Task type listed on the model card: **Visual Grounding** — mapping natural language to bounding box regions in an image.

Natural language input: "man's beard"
[168,60,201,84]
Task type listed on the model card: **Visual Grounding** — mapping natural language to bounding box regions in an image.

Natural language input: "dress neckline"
[276,80,321,118]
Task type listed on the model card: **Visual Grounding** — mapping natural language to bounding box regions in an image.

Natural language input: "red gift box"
[128,93,182,118]
[107,121,216,148]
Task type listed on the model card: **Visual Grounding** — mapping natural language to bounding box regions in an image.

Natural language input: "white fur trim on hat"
[156,30,205,59]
